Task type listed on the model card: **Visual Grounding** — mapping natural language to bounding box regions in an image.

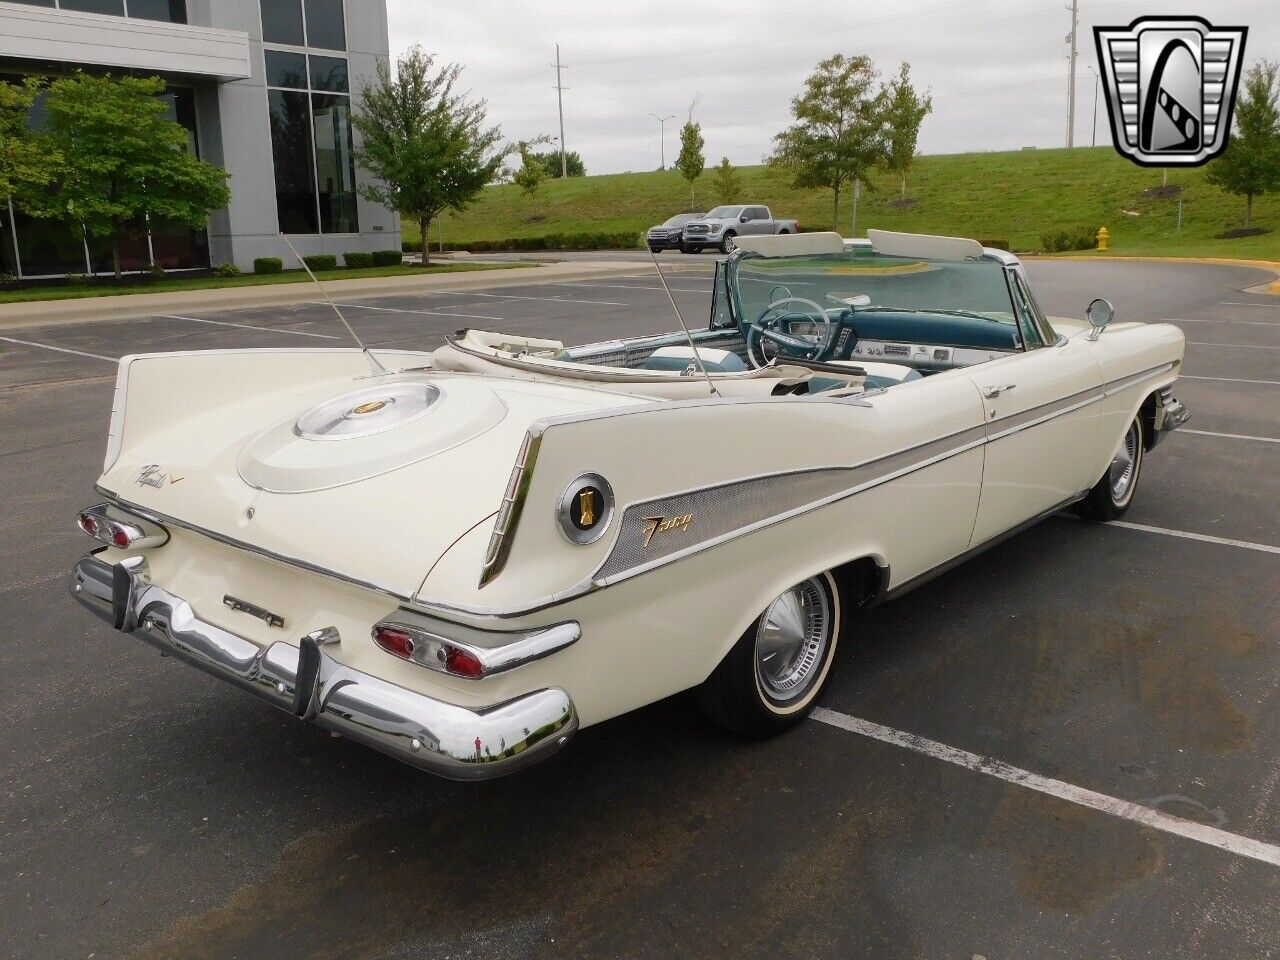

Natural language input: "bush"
[431,231,640,253]
[401,239,422,253]
[213,261,242,277]
[371,249,403,266]
[66,273,92,286]
[975,238,1010,251]
[343,251,375,269]
[302,254,338,271]
[148,262,167,280]
[254,256,283,275]
[0,272,17,288]
[1040,226,1097,253]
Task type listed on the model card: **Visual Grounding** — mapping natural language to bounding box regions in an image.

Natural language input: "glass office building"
[0,0,397,276]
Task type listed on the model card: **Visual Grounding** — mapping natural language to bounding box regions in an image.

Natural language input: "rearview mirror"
[1086,298,1114,340]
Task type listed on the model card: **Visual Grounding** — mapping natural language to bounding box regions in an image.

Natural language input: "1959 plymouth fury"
[70,230,1190,780]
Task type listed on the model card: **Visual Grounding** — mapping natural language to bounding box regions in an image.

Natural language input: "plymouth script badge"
[135,464,182,488]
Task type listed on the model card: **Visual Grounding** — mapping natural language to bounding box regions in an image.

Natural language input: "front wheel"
[719,232,737,254]
[1076,416,1144,521]
[697,572,842,737]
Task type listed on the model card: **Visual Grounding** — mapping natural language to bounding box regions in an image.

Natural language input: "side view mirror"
[739,214,749,223]
[1086,297,1114,341]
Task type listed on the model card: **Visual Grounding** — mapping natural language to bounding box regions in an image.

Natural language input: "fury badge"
[1094,17,1247,167]
[641,514,694,548]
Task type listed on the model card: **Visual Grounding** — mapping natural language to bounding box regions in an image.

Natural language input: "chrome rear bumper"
[70,553,577,780]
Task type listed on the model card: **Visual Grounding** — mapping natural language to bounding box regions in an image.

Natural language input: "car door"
[965,334,1103,547]
[743,207,771,235]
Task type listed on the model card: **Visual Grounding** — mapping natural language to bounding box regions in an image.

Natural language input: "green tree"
[710,156,740,206]
[675,108,706,208]
[21,72,229,278]
[352,46,506,265]
[769,54,889,229]
[512,140,547,201]
[0,78,54,202]
[531,149,585,178]
[885,62,932,198]
[1206,60,1280,228]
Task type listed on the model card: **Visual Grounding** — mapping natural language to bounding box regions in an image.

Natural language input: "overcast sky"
[385,1,1274,175]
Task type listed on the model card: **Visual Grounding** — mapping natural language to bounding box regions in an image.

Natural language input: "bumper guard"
[70,553,578,780]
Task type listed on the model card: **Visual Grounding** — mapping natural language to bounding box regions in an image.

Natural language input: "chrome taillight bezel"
[76,503,169,550]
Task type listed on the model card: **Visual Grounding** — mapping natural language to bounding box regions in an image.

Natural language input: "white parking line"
[1182,428,1280,444]
[1181,374,1280,386]
[1188,341,1280,350]
[0,335,114,361]
[1109,520,1280,555]
[811,708,1280,867]
[1170,317,1278,327]
[460,292,628,307]
[551,281,712,293]
[322,302,503,321]
[163,315,339,339]
[1221,301,1280,308]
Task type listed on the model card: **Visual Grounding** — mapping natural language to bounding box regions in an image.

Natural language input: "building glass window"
[265,51,358,234]
[268,89,319,233]
[127,0,187,23]
[260,0,305,46]
[265,49,308,89]
[60,0,125,13]
[303,0,346,51]
[2,0,186,23]
[312,94,357,233]
[309,54,347,93]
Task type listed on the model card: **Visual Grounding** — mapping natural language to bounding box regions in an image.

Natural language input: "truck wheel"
[778,229,790,235]
[1076,416,1144,521]
[719,232,737,254]
[680,244,696,254]
[697,572,842,737]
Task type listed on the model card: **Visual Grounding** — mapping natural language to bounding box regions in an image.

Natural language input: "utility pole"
[1087,65,1100,147]
[554,44,568,178]
[649,113,674,170]
[1066,0,1079,148]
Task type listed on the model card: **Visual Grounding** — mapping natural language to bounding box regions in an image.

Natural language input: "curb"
[0,259,698,330]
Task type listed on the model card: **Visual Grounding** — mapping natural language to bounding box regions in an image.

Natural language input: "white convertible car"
[71,230,1189,779]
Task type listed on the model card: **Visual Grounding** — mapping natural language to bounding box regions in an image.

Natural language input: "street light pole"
[1087,65,1100,147]
[1065,0,1079,147]
[649,113,674,170]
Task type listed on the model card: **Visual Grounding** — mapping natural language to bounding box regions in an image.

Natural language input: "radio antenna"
[280,234,388,376]
[647,245,720,397]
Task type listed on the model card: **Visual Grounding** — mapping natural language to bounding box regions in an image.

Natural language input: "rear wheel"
[697,572,842,737]
[1076,416,1144,521]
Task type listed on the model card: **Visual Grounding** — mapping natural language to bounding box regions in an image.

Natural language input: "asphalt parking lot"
[2,256,1278,959]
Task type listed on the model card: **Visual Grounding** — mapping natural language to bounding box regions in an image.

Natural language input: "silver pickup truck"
[681,205,799,254]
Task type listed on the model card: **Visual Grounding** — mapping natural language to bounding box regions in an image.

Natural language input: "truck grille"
[685,224,709,235]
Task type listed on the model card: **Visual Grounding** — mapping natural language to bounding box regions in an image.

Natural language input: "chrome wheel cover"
[755,578,831,702]
[1109,421,1140,503]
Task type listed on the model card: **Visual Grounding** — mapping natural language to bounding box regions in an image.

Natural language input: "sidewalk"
[0,259,693,329]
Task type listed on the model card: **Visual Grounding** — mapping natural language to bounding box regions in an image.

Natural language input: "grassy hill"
[415,146,1280,259]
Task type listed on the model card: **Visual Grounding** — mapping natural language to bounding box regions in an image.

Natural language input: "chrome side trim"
[479,430,542,587]
[68,554,577,781]
[375,609,581,678]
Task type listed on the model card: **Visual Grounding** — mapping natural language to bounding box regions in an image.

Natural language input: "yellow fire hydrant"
[1097,226,1110,252]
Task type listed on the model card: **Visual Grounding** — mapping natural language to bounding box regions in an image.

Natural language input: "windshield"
[663,213,703,226]
[729,251,1016,328]
[705,206,742,219]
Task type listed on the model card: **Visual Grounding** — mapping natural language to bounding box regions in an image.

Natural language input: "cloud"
[386,0,1276,174]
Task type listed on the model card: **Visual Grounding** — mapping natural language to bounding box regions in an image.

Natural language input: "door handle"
[982,384,1017,399]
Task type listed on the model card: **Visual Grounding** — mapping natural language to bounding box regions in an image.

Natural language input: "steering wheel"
[746,295,837,368]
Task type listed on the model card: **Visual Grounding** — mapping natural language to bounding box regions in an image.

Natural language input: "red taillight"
[374,626,415,659]
[445,646,484,679]
[109,524,132,548]
[78,513,100,538]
